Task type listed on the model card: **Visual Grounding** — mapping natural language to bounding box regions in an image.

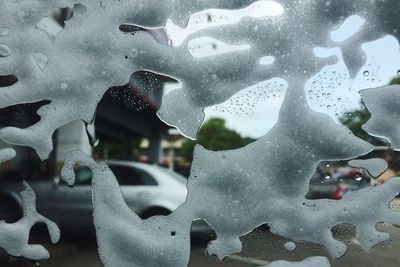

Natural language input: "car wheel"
[0,197,22,223]
[140,207,171,219]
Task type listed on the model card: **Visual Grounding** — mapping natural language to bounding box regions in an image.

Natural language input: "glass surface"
[1,0,400,266]
[109,165,157,186]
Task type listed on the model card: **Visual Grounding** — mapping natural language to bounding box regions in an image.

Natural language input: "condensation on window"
[1,0,400,266]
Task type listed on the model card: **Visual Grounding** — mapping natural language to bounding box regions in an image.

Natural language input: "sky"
[204,16,400,138]
[164,10,400,139]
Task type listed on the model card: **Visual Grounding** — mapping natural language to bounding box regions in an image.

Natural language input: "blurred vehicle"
[0,161,213,236]
[307,165,370,200]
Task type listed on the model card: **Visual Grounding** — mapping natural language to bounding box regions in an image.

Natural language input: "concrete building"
[0,73,170,179]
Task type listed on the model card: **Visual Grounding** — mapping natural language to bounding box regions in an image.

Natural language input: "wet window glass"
[74,166,92,185]
[108,165,157,186]
[2,1,400,267]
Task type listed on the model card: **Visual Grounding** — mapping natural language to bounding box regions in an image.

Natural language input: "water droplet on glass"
[0,44,11,57]
[397,70,400,76]
[60,83,68,90]
[0,27,10,37]
[283,241,296,251]
[324,173,331,180]
[363,70,370,77]
[355,174,362,181]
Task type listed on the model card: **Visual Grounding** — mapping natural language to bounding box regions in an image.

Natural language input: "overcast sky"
[202,15,400,138]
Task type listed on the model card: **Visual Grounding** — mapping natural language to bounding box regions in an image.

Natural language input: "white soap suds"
[0,182,60,260]
[0,27,10,37]
[62,89,382,265]
[33,52,48,70]
[4,1,400,267]
[164,0,284,47]
[0,0,286,158]
[1,1,398,159]
[361,85,400,148]
[348,158,388,178]
[0,44,12,57]
[188,37,250,58]
[0,148,16,163]
[62,151,191,267]
[35,17,63,38]
[264,256,330,267]
[330,15,365,42]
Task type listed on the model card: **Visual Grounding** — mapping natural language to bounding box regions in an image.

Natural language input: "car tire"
[0,196,22,223]
[140,207,171,219]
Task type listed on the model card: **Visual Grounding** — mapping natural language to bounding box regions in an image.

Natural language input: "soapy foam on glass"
[2,0,400,265]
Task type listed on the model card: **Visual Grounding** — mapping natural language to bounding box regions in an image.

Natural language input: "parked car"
[0,161,213,236]
[306,164,370,200]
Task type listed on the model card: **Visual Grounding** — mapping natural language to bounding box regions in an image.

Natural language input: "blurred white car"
[0,161,188,229]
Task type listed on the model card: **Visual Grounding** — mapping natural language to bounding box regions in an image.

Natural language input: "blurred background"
[2,2,400,265]
[0,74,400,266]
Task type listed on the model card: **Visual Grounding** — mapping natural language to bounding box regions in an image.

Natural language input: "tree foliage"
[338,76,400,146]
[179,118,255,161]
[339,109,375,143]
[389,76,400,85]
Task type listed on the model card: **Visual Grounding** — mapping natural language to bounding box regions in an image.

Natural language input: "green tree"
[389,76,400,85]
[339,76,400,146]
[340,109,371,141]
[339,108,388,146]
[179,118,255,161]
